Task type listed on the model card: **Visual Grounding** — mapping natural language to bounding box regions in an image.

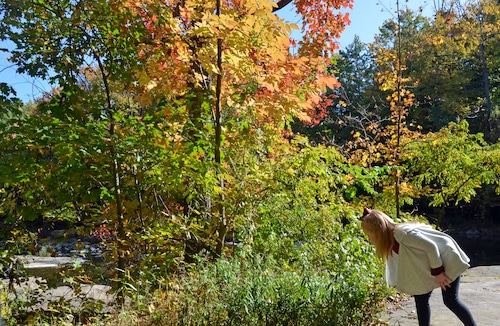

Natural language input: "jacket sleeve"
[400,229,444,270]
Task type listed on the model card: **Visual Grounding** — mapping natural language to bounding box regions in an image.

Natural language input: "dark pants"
[413,276,476,326]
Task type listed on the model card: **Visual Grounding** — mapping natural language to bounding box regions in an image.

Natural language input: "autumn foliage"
[1,0,499,324]
[119,0,350,126]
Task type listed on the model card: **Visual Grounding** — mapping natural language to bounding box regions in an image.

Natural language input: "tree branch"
[272,0,294,12]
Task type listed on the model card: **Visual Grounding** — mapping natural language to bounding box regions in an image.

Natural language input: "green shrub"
[128,237,388,326]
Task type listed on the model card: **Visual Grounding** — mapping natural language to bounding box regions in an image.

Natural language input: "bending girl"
[360,208,476,326]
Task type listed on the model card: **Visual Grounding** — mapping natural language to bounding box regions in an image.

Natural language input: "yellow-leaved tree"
[118,0,351,255]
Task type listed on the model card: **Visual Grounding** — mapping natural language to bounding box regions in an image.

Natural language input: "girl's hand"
[434,272,453,291]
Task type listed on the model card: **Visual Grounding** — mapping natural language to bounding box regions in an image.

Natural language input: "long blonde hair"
[360,209,396,260]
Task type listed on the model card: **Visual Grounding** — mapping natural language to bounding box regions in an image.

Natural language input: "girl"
[360,208,476,326]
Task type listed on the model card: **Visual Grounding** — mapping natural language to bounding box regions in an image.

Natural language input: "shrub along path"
[5,256,499,325]
[380,265,500,325]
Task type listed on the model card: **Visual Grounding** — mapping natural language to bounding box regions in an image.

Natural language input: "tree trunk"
[479,38,492,131]
[214,0,226,257]
[96,55,126,304]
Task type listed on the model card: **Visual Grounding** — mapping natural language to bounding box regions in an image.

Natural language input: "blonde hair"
[360,209,396,260]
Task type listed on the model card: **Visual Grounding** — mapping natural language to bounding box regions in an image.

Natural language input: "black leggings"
[413,277,476,326]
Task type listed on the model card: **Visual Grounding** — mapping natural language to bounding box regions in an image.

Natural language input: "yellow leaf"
[221,16,238,30]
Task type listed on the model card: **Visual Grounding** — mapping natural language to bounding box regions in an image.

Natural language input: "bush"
[116,234,388,326]
[0,138,392,326]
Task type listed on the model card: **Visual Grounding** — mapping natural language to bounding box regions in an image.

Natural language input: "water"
[451,233,500,267]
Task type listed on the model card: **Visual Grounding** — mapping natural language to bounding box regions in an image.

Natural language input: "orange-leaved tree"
[121,0,352,255]
[0,0,353,271]
[0,0,356,313]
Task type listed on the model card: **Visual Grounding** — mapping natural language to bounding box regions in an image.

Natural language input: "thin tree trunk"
[214,0,226,257]
[480,37,492,130]
[395,0,402,220]
[96,55,126,304]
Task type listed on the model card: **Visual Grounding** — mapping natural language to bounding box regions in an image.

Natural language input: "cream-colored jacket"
[385,223,470,295]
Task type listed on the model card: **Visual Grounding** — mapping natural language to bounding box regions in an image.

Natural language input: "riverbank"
[380,265,500,325]
[6,257,500,325]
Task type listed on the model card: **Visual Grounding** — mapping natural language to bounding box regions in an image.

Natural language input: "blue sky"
[278,0,434,46]
[1,0,434,103]
[338,0,433,45]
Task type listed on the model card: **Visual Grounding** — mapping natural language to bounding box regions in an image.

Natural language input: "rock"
[17,255,84,269]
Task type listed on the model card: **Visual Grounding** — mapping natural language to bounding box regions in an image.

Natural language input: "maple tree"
[279,0,353,56]
[2,0,500,323]
[0,0,354,295]
[113,0,353,256]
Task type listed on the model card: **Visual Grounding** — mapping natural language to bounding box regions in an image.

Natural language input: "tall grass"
[108,242,389,326]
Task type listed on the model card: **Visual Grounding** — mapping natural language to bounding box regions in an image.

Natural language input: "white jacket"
[385,223,470,295]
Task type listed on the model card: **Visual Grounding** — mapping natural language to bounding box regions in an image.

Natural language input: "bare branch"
[272,0,293,12]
